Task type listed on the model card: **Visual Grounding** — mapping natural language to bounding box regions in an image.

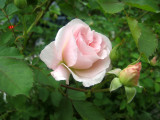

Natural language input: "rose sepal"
[125,86,136,103]
[107,68,121,76]
[110,78,122,92]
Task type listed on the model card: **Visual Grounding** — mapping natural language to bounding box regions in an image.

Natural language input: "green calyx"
[119,76,137,87]
[125,86,136,103]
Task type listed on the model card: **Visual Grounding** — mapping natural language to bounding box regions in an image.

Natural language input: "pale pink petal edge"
[40,41,60,69]
[51,64,70,85]
[62,63,107,87]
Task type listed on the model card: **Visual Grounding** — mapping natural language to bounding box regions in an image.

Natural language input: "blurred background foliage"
[0,0,160,120]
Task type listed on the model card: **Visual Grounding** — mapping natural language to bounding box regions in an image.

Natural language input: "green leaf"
[38,87,49,102]
[49,3,61,15]
[67,89,86,101]
[7,95,27,110]
[73,101,105,120]
[33,68,60,89]
[138,23,158,57]
[0,10,5,19]
[155,83,160,93]
[0,57,33,96]
[0,0,6,9]
[59,3,75,17]
[137,111,153,120]
[6,3,18,15]
[127,17,158,58]
[141,78,154,88]
[58,97,73,120]
[127,17,141,46]
[94,93,103,99]
[30,26,43,34]
[120,100,127,110]
[98,0,124,14]
[0,46,23,59]
[123,0,160,13]
[156,77,160,83]
[0,31,13,45]
[126,105,134,116]
[110,78,122,92]
[51,90,62,107]
[125,86,136,103]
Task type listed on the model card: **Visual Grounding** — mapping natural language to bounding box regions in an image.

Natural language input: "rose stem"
[61,85,89,92]
[60,85,109,93]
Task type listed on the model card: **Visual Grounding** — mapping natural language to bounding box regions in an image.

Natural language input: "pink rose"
[40,19,112,87]
[119,62,142,87]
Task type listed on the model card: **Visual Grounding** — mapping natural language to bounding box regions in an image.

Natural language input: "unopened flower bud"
[150,56,157,66]
[14,0,27,9]
[119,62,141,87]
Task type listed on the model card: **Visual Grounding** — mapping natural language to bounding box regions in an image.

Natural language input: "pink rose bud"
[150,56,157,66]
[119,62,141,87]
[40,19,112,87]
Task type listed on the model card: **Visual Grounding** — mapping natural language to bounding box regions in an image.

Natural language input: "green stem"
[61,85,89,92]
[60,85,109,93]
[26,10,44,34]
[1,8,16,39]
[23,0,54,51]
[22,16,28,50]
[92,88,110,92]
[137,11,148,20]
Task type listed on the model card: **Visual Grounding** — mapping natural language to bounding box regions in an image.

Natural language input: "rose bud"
[150,56,157,66]
[119,62,141,87]
[14,0,27,9]
[40,19,112,87]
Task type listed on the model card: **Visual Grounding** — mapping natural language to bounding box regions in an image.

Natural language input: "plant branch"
[61,85,89,92]
[60,84,109,93]
[25,0,54,48]
[1,8,16,39]
[137,11,148,20]
[92,88,110,92]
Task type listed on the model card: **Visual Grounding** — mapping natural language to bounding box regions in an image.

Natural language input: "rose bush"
[40,19,112,87]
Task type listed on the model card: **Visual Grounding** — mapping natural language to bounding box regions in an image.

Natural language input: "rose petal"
[74,56,111,78]
[82,70,106,87]
[72,51,98,69]
[51,64,70,84]
[98,47,110,59]
[89,32,102,53]
[99,33,112,51]
[76,31,96,55]
[62,31,78,67]
[55,27,65,60]
[68,19,89,29]
[40,41,60,69]
[62,63,106,87]
[55,19,89,67]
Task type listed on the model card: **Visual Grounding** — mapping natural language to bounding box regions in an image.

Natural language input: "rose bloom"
[119,62,142,87]
[40,19,112,87]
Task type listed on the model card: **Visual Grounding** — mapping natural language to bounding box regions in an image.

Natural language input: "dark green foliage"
[0,0,160,120]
